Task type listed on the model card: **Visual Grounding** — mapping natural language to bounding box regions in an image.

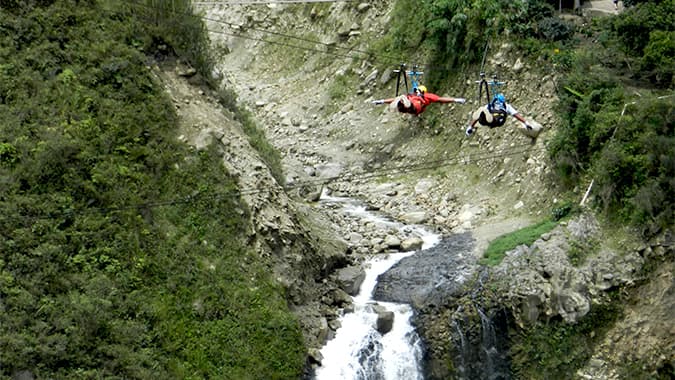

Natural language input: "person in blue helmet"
[465,93,540,138]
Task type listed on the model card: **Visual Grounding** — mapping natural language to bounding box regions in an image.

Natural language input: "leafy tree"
[612,0,675,56]
[641,30,675,86]
[0,1,304,378]
[378,0,551,90]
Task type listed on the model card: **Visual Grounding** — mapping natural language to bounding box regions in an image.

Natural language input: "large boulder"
[335,265,366,296]
[493,213,644,325]
[401,237,424,252]
[372,304,395,335]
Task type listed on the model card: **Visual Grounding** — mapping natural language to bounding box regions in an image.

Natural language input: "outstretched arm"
[372,98,396,105]
[512,112,533,129]
[437,96,466,104]
[506,103,533,129]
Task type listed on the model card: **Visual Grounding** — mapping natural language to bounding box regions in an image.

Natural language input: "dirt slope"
[196,2,561,234]
[165,2,673,377]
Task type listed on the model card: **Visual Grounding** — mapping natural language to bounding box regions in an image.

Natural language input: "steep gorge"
[180,1,673,378]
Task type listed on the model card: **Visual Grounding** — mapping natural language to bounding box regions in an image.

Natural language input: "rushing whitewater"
[314,193,440,380]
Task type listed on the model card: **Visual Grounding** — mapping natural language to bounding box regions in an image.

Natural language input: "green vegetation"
[328,73,353,101]
[549,0,674,237]
[215,87,284,185]
[127,0,285,185]
[0,1,303,378]
[480,219,558,266]
[510,293,623,379]
[567,237,599,267]
[365,1,672,378]
[371,0,562,91]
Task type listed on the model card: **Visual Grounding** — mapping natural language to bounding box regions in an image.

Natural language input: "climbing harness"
[475,42,505,103]
[475,73,508,127]
[370,63,425,108]
[393,63,424,97]
[474,42,508,127]
[476,73,505,104]
[475,68,508,127]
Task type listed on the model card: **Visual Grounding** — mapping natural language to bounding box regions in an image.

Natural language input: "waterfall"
[314,253,426,380]
[452,318,469,378]
[314,193,440,380]
[452,307,511,380]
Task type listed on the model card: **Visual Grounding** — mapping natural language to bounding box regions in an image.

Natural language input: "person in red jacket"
[372,85,465,115]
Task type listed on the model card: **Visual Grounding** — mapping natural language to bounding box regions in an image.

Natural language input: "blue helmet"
[495,93,506,104]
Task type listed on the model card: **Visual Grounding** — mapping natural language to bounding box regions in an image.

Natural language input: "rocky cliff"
[173,1,673,378]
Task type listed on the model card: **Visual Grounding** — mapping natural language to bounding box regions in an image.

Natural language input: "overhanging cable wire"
[193,0,357,4]
[2,145,546,223]
[118,0,437,72]
[2,3,552,223]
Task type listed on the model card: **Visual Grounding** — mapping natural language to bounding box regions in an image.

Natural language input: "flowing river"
[313,193,441,380]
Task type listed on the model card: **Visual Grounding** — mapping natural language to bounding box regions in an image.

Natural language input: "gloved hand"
[454,98,466,104]
[465,126,474,136]
[372,99,385,105]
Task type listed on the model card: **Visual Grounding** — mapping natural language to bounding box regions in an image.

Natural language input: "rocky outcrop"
[335,265,366,296]
[577,233,674,379]
[372,233,476,308]
[492,213,643,325]
[372,304,394,335]
[159,68,352,354]
[192,2,673,378]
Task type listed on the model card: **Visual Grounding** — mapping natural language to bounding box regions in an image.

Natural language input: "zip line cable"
[119,0,572,82]
[118,0,468,75]
[192,0,358,4]
[119,0,401,64]
[188,1,497,75]
[1,4,550,223]
[2,144,546,223]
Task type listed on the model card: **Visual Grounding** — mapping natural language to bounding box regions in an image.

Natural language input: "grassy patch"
[328,73,354,102]
[214,87,285,185]
[567,237,600,267]
[480,220,558,266]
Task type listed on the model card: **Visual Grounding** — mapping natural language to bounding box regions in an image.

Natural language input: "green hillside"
[376,0,674,235]
[0,0,672,378]
[0,1,303,378]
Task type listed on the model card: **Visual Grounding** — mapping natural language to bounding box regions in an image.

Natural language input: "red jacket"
[407,93,441,115]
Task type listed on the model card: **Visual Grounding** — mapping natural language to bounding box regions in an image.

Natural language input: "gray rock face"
[336,265,366,296]
[401,237,424,252]
[372,304,394,335]
[372,233,476,309]
[399,211,428,224]
[194,2,670,376]
[493,213,643,325]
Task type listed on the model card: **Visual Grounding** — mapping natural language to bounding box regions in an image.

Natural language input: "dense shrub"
[538,17,575,42]
[511,0,556,38]
[640,30,675,86]
[113,0,216,82]
[612,0,675,56]
[374,0,553,90]
[548,0,674,235]
[551,69,674,235]
[0,1,304,378]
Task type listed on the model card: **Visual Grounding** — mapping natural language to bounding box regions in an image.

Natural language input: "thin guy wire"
[119,0,456,73]
[2,145,546,223]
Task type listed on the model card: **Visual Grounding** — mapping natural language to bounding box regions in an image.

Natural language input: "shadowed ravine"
[373,234,512,379]
[312,194,510,379]
[312,194,440,380]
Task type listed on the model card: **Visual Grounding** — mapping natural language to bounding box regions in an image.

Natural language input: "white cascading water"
[314,193,440,380]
